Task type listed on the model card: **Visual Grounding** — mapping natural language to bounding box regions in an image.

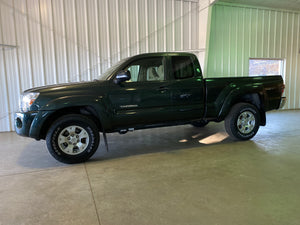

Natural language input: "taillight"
[281,84,285,94]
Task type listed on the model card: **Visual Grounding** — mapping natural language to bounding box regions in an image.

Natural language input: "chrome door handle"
[180,93,192,99]
[157,86,169,92]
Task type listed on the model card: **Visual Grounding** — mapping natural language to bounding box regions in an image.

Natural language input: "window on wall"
[249,58,285,80]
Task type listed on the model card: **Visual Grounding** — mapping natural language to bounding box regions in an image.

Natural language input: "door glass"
[125,57,165,82]
[128,65,140,82]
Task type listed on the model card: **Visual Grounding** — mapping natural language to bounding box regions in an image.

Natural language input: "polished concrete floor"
[0,110,300,225]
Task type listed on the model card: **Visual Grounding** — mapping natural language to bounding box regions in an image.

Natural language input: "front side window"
[125,57,165,82]
[127,65,140,82]
[171,56,195,79]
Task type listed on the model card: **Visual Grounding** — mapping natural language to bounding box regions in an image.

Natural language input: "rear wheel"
[225,103,260,140]
[46,114,100,164]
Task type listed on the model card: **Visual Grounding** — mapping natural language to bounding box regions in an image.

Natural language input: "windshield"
[98,57,130,80]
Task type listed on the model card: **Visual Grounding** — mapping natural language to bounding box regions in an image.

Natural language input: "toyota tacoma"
[15,52,286,163]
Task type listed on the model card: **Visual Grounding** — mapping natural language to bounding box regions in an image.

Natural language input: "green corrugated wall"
[206,3,300,109]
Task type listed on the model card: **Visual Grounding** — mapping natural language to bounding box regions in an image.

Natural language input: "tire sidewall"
[46,115,99,163]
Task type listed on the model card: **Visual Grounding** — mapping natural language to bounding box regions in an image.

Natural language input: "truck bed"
[204,75,284,119]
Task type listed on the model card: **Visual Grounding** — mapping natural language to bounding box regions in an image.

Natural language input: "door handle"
[157,86,169,92]
[180,93,192,99]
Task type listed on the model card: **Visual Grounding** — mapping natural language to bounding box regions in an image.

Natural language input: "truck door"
[108,56,173,127]
[167,55,205,121]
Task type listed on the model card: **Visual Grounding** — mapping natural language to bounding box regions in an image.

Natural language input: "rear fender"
[218,89,266,126]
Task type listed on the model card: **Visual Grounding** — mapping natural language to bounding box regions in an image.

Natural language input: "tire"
[191,120,209,128]
[225,103,260,141]
[46,114,100,164]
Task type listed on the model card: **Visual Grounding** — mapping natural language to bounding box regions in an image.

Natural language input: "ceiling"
[218,0,300,11]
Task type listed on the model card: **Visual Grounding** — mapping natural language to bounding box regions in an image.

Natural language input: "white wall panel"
[40,0,57,84]
[14,0,34,90]
[86,0,101,79]
[0,0,210,132]
[64,0,80,82]
[0,0,20,131]
[0,30,10,132]
[118,0,130,59]
[108,0,119,63]
[27,0,45,87]
[52,0,68,83]
[76,0,90,81]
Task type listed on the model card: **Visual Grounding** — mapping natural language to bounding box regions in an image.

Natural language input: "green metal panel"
[206,3,300,109]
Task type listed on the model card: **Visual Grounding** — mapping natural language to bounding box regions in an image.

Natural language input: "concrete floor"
[0,110,300,225]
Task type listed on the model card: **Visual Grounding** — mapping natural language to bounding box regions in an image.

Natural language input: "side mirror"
[114,70,131,84]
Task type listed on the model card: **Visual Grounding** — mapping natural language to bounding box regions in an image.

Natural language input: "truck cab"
[106,53,205,129]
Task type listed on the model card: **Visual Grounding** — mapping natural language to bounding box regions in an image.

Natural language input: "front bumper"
[14,110,53,140]
[15,112,38,138]
[279,97,286,109]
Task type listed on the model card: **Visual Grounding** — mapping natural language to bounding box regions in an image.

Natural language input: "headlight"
[19,92,40,112]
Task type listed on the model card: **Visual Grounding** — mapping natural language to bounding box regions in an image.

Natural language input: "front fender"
[29,110,54,139]
[38,95,112,131]
[40,95,101,111]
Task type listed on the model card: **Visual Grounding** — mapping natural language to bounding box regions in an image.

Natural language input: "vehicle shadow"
[17,123,234,169]
[90,123,233,161]
[17,140,67,169]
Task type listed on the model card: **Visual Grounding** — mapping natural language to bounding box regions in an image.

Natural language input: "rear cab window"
[171,56,195,80]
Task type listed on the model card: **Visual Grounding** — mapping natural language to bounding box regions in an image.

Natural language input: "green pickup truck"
[15,52,286,163]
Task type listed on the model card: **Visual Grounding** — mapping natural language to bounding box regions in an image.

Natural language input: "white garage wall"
[0,0,213,132]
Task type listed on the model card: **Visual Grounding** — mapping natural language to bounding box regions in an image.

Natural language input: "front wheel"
[46,114,100,164]
[225,103,261,141]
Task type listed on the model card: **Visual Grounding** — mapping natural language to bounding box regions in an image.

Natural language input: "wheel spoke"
[77,142,86,151]
[66,126,73,133]
[60,143,75,153]
[78,129,89,139]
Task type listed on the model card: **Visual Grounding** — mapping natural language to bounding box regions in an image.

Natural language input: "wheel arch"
[219,92,266,126]
[38,106,103,140]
